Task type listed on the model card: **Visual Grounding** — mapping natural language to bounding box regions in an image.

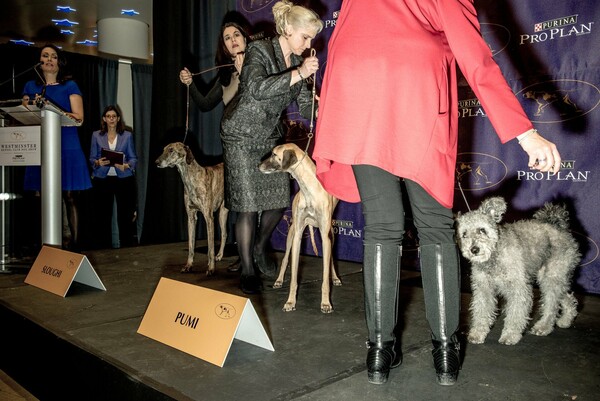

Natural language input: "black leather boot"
[432,338,461,385]
[363,243,403,384]
[367,340,403,384]
[420,243,462,385]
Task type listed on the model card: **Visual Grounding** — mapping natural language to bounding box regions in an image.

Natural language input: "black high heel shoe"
[432,339,461,386]
[239,274,263,294]
[366,340,402,384]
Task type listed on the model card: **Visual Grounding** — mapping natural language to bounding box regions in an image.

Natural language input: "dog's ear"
[281,149,298,170]
[480,197,507,223]
[184,145,194,164]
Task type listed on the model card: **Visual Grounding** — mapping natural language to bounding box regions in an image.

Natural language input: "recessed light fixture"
[56,6,76,13]
[121,9,140,16]
[52,19,79,27]
[9,39,34,46]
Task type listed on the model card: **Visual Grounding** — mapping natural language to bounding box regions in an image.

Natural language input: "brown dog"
[155,142,228,275]
[259,143,341,313]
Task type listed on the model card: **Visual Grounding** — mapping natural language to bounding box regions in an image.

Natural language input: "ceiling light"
[61,30,75,35]
[76,39,98,46]
[9,39,34,46]
[52,19,79,27]
[56,6,76,13]
[121,9,140,16]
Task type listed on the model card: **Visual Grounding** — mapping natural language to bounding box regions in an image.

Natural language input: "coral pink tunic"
[313,0,533,208]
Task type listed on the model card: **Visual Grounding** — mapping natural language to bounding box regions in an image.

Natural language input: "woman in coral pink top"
[313,0,561,386]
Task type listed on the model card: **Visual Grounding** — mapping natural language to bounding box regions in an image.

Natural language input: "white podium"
[0,98,82,247]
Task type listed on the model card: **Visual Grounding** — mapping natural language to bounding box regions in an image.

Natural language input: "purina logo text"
[516,160,590,182]
[521,14,594,44]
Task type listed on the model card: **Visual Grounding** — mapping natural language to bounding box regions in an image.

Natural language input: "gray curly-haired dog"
[455,197,579,345]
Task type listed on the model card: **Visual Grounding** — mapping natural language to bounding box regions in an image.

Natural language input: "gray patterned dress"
[221,37,315,212]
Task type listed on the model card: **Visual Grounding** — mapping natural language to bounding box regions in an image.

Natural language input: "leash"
[457,179,471,212]
[182,63,235,143]
[290,49,318,175]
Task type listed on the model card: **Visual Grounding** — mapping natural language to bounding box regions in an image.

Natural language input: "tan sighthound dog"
[259,143,341,313]
[156,142,228,275]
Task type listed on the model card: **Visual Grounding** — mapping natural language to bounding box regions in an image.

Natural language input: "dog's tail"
[533,203,570,230]
[309,226,319,256]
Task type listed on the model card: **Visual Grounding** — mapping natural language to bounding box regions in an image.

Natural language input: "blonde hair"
[272,0,323,37]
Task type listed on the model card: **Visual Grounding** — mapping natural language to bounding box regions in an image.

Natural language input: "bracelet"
[518,128,537,144]
[297,68,305,80]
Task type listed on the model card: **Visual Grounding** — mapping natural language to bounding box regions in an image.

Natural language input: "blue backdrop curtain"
[236,0,600,294]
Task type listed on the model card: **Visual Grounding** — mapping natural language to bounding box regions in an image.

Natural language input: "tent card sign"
[25,245,106,297]
[137,277,274,367]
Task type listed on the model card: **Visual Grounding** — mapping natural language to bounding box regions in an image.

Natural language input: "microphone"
[0,61,45,88]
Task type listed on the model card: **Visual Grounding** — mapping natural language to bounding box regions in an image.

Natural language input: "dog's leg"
[183,203,197,273]
[330,232,342,287]
[283,223,306,312]
[320,225,334,313]
[498,280,532,345]
[467,270,497,344]
[556,292,578,328]
[216,203,228,261]
[530,270,571,336]
[202,208,216,276]
[274,224,293,289]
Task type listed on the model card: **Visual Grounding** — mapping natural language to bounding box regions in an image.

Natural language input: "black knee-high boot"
[419,243,461,386]
[363,243,403,384]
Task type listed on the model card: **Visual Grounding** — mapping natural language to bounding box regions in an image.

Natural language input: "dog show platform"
[1,242,599,401]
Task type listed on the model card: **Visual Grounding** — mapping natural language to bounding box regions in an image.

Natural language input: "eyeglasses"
[104,114,118,119]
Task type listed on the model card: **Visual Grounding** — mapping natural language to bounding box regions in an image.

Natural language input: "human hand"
[299,55,319,78]
[96,157,108,167]
[179,68,192,85]
[115,163,127,172]
[234,53,244,74]
[518,129,561,173]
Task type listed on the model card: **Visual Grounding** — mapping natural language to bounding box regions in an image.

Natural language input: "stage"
[1,242,598,401]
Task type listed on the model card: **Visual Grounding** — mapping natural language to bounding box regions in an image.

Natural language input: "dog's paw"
[216,252,223,261]
[321,303,334,314]
[205,268,215,276]
[467,331,487,344]
[332,278,342,286]
[499,330,522,345]
[180,264,193,273]
[283,302,296,312]
[273,280,283,289]
[530,322,553,336]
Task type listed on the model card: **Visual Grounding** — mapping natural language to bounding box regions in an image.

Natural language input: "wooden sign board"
[24,245,106,297]
[137,277,274,367]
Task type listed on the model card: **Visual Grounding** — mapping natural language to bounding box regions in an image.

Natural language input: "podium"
[0,98,82,247]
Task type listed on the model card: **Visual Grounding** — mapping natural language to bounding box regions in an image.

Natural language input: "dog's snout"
[470,245,480,255]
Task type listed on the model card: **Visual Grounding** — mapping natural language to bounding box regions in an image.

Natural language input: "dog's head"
[455,197,507,264]
[258,143,302,174]
[155,142,194,168]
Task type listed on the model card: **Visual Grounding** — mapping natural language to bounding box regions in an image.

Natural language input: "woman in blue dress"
[22,44,92,249]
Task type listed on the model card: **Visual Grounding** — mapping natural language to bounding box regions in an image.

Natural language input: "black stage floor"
[1,242,599,401]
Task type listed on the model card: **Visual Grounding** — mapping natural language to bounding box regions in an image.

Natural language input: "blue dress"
[22,80,92,191]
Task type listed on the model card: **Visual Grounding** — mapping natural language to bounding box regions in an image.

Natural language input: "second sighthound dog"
[259,143,341,313]
[155,142,228,275]
[456,197,579,345]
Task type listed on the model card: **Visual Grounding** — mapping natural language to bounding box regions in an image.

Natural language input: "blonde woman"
[220,0,323,294]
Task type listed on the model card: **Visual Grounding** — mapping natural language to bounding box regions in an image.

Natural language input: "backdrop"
[236,0,600,295]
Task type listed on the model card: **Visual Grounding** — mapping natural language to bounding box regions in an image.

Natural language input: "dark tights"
[235,208,285,276]
[63,190,79,247]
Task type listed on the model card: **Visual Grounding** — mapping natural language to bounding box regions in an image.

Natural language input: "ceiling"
[0,0,153,60]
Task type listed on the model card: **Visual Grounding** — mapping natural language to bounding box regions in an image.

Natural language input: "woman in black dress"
[220,0,323,294]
